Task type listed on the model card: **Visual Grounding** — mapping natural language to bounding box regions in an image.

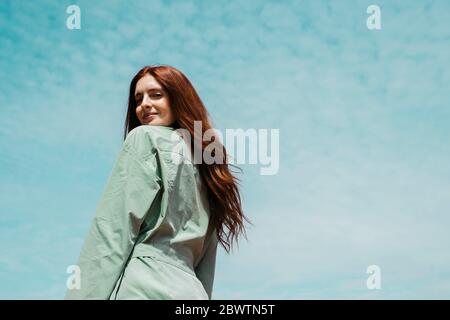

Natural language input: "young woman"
[65,65,251,300]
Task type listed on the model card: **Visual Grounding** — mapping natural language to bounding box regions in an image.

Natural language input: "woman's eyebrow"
[134,87,162,96]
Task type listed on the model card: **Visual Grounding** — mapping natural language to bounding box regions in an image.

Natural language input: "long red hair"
[124,65,252,253]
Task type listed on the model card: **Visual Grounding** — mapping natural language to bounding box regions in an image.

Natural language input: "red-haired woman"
[65,65,251,300]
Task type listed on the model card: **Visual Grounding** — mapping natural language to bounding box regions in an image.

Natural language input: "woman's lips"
[143,113,158,121]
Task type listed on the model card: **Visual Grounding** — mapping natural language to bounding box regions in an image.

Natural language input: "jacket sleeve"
[194,230,219,299]
[65,127,162,299]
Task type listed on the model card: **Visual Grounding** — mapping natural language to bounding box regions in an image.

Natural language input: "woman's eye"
[151,93,162,98]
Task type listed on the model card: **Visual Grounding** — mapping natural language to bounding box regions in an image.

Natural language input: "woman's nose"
[142,94,152,107]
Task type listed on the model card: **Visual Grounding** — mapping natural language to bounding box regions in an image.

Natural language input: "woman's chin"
[141,118,169,126]
[144,121,162,126]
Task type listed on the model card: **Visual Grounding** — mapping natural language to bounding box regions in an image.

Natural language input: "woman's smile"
[143,112,159,122]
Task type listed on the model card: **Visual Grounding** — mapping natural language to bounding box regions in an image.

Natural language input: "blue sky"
[0,0,449,299]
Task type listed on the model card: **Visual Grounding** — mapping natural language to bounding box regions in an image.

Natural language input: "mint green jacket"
[65,125,218,300]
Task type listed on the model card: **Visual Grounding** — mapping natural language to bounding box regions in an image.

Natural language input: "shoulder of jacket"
[125,125,181,150]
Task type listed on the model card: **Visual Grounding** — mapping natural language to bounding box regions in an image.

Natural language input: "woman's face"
[134,74,175,126]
